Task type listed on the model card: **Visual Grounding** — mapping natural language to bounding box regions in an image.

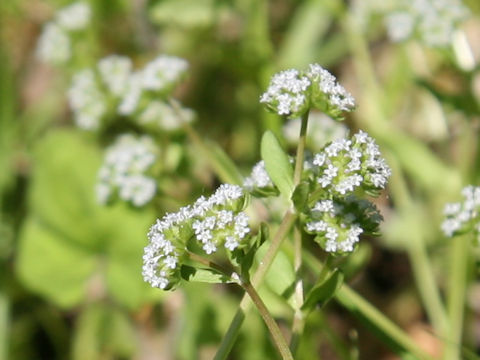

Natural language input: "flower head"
[143,184,251,290]
[384,0,470,47]
[441,185,480,241]
[96,134,158,206]
[260,64,355,120]
[310,131,391,197]
[305,196,382,255]
[260,69,311,118]
[142,55,189,92]
[98,55,132,97]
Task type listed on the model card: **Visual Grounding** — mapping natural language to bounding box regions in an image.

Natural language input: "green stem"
[444,234,470,360]
[215,109,310,359]
[293,111,309,186]
[289,110,309,353]
[214,210,297,360]
[242,281,294,360]
[187,251,293,359]
[289,227,304,354]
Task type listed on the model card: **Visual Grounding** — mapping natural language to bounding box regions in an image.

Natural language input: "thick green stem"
[444,234,470,360]
[242,281,294,360]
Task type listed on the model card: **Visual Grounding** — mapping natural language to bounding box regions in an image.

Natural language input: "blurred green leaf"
[16,130,158,309]
[261,131,294,200]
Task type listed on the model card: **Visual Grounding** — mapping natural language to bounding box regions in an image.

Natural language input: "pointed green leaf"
[241,222,269,279]
[302,269,344,312]
[260,131,294,199]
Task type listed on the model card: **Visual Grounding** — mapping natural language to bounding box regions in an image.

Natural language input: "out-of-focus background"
[1,0,480,359]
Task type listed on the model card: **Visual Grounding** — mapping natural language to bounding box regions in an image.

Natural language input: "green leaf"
[302,269,344,312]
[256,240,296,308]
[16,130,158,309]
[240,222,269,279]
[180,265,234,284]
[260,131,294,200]
[17,218,97,308]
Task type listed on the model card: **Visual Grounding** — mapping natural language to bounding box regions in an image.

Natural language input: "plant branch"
[242,280,294,360]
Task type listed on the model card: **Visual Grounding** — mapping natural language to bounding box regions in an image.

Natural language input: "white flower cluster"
[142,184,250,289]
[243,161,273,190]
[139,100,194,131]
[283,112,348,150]
[68,69,107,130]
[68,54,191,130]
[384,0,470,46]
[306,200,363,253]
[36,2,91,65]
[311,131,391,196]
[260,69,311,117]
[305,198,381,254]
[441,185,480,241]
[142,56,189,91]
[96,134,157,207]
[307,64,355,113]
[260,64,355,119]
